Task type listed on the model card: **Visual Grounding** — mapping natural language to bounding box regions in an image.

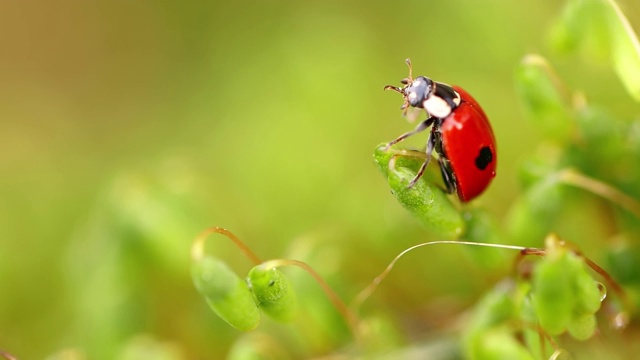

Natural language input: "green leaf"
[468,328,536,360]
[567,313,597,340]
[550,0,640,101]
[463,282,517,359]
[606,0,640,101]
[550,0,610,61]
[507,176,566,246]
[373,144,465,239]
[465,283,516,334]
[516,151,560,191]
[607,243,640,285]
[572,263,602,315]
[192,256,260,331]
[247,265,297,322]
[461,208,506,269]
[532,248,575,335]
[227,333,291,360]
[515,54,575,143]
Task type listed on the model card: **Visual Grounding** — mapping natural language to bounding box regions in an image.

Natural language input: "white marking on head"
[453,90,461,106]
[413,79,422,87]
[408,92,417,102]
[423,95,452,118]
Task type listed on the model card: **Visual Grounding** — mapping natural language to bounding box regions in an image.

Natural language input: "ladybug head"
[384,59,433,113]
[404,76,433,107]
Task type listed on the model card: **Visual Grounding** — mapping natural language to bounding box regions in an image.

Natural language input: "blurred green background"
[1,0,639,358]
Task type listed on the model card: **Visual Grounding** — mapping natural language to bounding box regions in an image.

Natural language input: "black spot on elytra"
[475,146,493,170]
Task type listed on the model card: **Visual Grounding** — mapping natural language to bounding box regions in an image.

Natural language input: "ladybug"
[384,59,497,202]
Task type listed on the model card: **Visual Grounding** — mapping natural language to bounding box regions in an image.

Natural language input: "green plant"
[190,0,640,358]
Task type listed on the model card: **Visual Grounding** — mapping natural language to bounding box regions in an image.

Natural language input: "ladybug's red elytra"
[384,58,497,202]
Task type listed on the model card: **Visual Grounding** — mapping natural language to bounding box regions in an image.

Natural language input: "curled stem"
[350,241,531,311]
[558,168,640,219]
[260,259,360,339]
[191,227,262,265]
[351,237,629,318]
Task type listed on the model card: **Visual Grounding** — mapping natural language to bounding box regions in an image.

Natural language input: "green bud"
[192,256,260,331]
[532,248,574,335]
[571,258,602,315]
[247,266,297,322]
[567,313,597,340]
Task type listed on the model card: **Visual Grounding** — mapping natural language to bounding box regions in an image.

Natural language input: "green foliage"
[551,0,640,101]
[191,253,302,330]
[246,266,297,322]
[469,328,536,360]
[531,240,601,338]
[606,243,640,286]
[463,283,534,360]
[191,256,261,331]
[226,333,291,360]
[461,208,506,268]
[5,0,640,358]
[507,175,566,246]
[515,55,575,143]
[462,234,606,357]
[373,144,465,239]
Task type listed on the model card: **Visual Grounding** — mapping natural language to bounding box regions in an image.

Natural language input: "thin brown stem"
[581,255,631,311]
[516,321,560,359]
[558,168,640,219]
[191,227,262,265]
[261,259,360,339]
[350,241,530,311]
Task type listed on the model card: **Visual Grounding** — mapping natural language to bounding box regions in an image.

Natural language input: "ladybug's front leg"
[384,117,435,151]
[407,125,438,188]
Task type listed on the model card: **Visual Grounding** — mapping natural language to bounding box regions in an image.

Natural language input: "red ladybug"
[384,59,497,202]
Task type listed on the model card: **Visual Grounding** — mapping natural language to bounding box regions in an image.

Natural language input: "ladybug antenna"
[383,85,403,94]
[384,85,410,114]
[405,58,413,81]
[384,58,414,115]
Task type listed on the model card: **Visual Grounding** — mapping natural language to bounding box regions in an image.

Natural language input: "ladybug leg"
[407,127,437,188]
[437,156,457,194]
[384,117,434,150]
